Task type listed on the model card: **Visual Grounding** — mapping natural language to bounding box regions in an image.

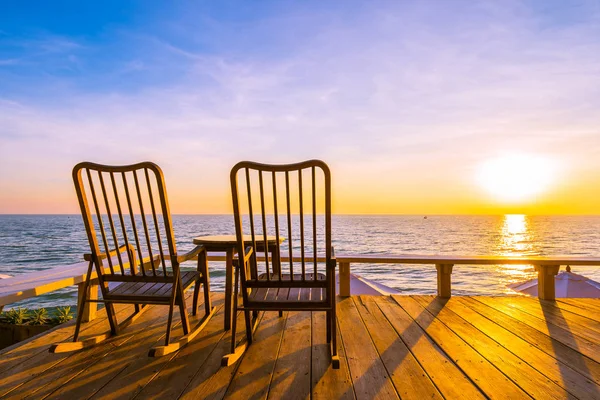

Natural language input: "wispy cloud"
[1,1,599,213]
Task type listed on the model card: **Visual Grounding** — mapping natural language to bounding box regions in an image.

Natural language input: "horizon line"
[1,213,599,217]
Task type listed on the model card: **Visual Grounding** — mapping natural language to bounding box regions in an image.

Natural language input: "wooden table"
[192,235,283,330]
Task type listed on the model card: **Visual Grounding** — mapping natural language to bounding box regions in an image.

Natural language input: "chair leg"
[222,266,245,366]
[326,310,331,343]
[279,310,283,317]
[105,302,119,335]
[74,260,100,340]
[192,278,201,316]
[203,278,212,316]
[244,310,253,345]
[165,283,178,346]
[201,250,212,316]
[177,285,190,336]
[232,265,242,357]
[230,303,238,356]
[331,305,340,369]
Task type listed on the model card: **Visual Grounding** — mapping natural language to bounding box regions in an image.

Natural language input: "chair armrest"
[233,246,254,268]
[327,246,337,271]
[177,245,206,264]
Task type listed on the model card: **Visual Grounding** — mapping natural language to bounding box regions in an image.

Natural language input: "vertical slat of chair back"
[231,160,331,291]
[72,162,178,281]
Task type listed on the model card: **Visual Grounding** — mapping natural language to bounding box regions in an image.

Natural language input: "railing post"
[339,262,351,297]
[435,264,453,298]
[78,278,98,322]
[535,265,560,300]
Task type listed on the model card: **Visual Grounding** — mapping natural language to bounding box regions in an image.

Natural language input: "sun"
[476,154,556,203]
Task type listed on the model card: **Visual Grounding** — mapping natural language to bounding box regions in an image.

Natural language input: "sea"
[1,214,600,310]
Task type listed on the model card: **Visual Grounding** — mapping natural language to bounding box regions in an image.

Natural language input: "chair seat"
[108,271,199,299]
[248,286,326,303]
[248,272,328,304]
[257,272,326,282]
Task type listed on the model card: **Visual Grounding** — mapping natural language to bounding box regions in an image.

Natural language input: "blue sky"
[1,1,600,214]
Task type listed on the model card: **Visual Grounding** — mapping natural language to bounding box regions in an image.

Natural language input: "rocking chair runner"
[225,160,339,368]
[50,162,216,357]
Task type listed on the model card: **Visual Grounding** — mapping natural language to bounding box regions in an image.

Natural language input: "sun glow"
[476,154,556,203]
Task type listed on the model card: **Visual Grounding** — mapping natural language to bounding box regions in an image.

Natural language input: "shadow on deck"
[1,293,600,399]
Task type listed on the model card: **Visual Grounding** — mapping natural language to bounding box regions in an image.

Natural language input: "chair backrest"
[230,160,332,289]
[72,162,179,282]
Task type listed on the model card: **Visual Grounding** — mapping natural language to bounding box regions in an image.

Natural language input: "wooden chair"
[50,162,216,357]
[225,160,339,368]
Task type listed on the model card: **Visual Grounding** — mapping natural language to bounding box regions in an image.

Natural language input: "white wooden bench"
[0,251,164,319]
[0,260,96,317]
[336,254,600,299]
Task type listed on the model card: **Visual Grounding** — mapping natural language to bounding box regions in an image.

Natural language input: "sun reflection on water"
[497,214,537,292]
[501,214,531,255]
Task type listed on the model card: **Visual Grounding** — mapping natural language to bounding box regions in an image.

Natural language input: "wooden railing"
[2,253,599,322]
[335,254,600,300]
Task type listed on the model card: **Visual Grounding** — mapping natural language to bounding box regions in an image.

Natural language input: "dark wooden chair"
[50,162,216,357]
[225,160,339,368]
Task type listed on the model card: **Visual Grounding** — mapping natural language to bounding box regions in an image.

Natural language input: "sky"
[1,0,599,215]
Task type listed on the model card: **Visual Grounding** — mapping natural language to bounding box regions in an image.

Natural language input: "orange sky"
[2,155,596,215]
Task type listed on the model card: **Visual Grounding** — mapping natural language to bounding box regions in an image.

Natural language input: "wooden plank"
[0,303,134,397]
[497,297,600,342]
[179,310,259,400]
[336,296,399,399]
[0,262,89,290]
[276,287,290,302]
[353,296,442,399]
[250,288,269,302]
[544,298,600,323]
[266,286,279,302]
[0,303,126,375]
[558,298,600,315]
[110,281,137,295]
[267,311,312,399]
[336,254,600,266]
[375,296,484,399]
[0,305,137,398]
[300,287,311,302]
[476,297,600,364]
[223,311,289,399]
[411,296,573,400]
[15,309,170,399]
[9,291,202,400]
[110,297,226,400]
[376,296,484,399]
[458,297,600,386]
[311,307,354,400]
[390,296,526,399]
[287,287,300,302]
[442,297,600,399]
[5,294,600,400]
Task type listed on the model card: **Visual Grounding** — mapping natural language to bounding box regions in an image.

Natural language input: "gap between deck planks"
[1,295,600,400]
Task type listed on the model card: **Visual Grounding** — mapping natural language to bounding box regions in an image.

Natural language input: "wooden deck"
[1,293,600,399]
